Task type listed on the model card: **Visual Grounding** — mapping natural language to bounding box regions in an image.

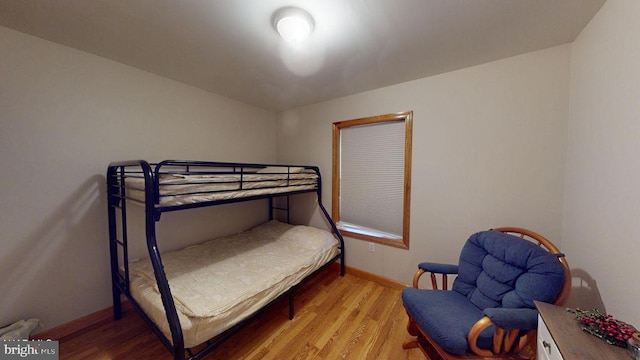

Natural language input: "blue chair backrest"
[451,230,565,310]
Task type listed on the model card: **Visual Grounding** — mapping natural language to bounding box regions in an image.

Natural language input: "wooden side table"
[535,301,630,360]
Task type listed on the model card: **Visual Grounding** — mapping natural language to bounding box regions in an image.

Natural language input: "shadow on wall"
[124,198,269,259]
[287,192,331,229]
[0,175,107,333]
[564,268,607,313]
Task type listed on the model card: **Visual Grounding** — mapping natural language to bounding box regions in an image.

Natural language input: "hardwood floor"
[58,267,425,359]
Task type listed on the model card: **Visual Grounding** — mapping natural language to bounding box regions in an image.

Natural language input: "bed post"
[314,167,345,276]
[143,162,186,360]
[107,161,187,360]
[146,215,186,360]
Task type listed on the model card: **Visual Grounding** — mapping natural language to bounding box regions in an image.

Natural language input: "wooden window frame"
[332,111,413,249]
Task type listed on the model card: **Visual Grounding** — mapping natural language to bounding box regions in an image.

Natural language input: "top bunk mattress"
[128,220,339,348]
[124,166,319,207]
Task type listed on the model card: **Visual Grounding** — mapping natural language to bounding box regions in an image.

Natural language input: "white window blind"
[339,121,405,238]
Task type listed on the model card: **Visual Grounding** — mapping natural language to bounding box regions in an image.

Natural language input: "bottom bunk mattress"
[128,220,339,348]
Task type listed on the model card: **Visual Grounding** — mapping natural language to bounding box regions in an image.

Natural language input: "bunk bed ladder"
[107,165,129,320]
[107,161,187,360]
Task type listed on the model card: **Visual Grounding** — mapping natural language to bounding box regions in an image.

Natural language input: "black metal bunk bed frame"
[107,160,345,360]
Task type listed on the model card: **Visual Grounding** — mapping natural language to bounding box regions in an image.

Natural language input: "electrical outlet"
[368,242,375,252]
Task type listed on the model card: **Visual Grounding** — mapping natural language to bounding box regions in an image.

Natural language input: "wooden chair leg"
[406,315,419,336]
[403,313,421,350]
[403,339,420,350]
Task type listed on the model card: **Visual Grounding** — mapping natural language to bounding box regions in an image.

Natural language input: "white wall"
[563,0,640,326]
[0,26,277,332]
[276,45,571,285]
[6,0,638,335]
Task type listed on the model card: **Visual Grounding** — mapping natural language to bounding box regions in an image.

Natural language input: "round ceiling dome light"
[272,7,314,43]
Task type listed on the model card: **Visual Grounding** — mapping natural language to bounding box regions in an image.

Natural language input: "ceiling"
[0,0,606,112]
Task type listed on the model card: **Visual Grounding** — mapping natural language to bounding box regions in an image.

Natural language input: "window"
[332,111,412,249]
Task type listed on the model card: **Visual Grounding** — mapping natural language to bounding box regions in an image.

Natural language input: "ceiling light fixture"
[272,6,314,43]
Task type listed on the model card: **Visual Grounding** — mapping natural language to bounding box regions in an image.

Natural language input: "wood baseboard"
[329,262,410,291]
[32,301,132,341]
[34,263,407,341]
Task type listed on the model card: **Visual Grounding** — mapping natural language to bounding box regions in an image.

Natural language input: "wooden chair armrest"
[412,262,458,289]
[468,316,495,357]
[411,268,451,289]
[412,268,426,288]
[468,315,534,357]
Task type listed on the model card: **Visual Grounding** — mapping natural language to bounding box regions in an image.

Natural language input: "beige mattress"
[128,220,339,348]
[125,171,318,206]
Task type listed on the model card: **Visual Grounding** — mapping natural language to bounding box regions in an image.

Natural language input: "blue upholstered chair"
[402,227,570,359]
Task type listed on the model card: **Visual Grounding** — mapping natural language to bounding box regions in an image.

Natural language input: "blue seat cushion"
[401,288,494,355]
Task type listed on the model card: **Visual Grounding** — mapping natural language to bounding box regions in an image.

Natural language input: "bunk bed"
[107,160,345,360]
